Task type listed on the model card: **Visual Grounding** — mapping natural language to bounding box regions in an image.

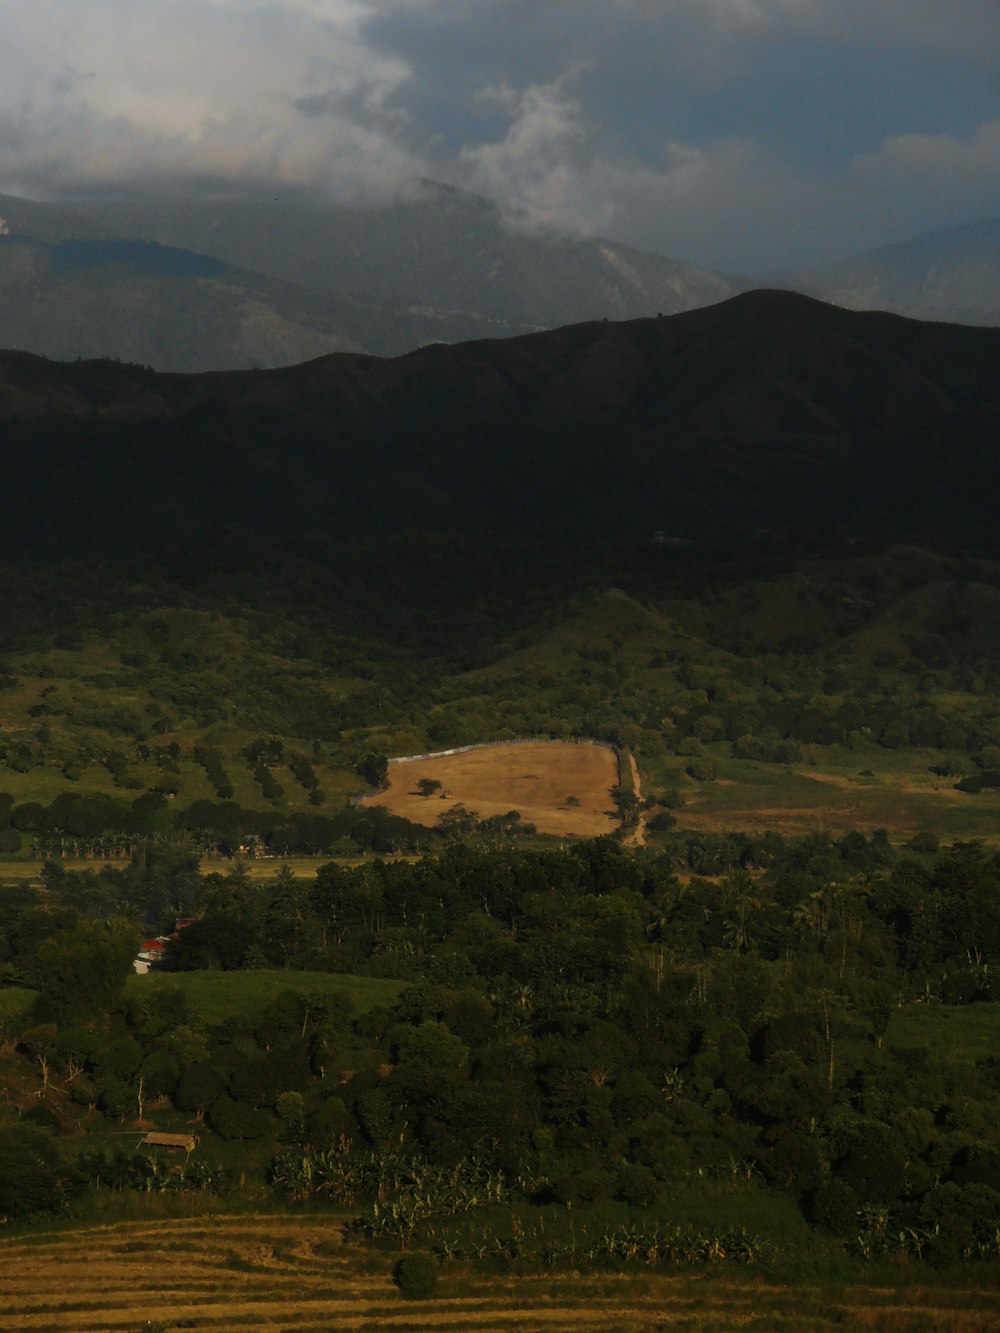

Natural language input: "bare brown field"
[2,1215,999,1332]
[363,742,621,837]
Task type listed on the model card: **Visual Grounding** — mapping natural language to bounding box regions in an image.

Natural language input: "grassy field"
[363,741,621,837]
[0,971,402,1028]
[0,987,36,1020]
[889,1002,1000,1067]
[2,1213,998,1331]
[645,746,1000,843]
[127,969,404,1021]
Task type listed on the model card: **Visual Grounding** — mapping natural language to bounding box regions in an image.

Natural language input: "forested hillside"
[1,296,999,1303]
[2,833,999,1284]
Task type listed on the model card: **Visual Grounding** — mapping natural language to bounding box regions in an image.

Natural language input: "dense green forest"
[1,832,998,1279]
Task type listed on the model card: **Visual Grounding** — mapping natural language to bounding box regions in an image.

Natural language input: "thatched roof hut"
[141,1132,196,1152]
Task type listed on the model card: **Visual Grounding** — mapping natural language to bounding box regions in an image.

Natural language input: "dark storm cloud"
[2,1,999,270]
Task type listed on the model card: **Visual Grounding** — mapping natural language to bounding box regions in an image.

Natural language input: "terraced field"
[3,1214,999,1332]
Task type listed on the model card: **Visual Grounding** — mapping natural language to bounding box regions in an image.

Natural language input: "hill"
[0,293,1000,846]
[0,184,744,367]
[1,289,1000,559]
[0,232,372,372]
[788,216,1000,327]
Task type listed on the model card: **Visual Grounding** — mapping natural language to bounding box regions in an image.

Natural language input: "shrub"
[194,745,235,800]
[393,1251,438,1299]
[209,1094,275,1141]
[615,1162,660,1207]
[809,1178,859,1236]
[254,767,285,802]
[647,811,676,832]
[21,1104,63,1134]
[0,1125,69,1218]
[289,752,319,790]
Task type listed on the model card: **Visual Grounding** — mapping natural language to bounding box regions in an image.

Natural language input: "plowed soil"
[362,741,620,836]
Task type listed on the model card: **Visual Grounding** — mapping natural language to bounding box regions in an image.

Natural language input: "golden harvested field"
[3,1215,999,1332]
[363,742,621,837]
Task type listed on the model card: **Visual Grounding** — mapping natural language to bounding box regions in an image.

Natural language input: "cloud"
[453,65,1000,272]
[849,118,1000,232]
[456,77,836,270]
[1,0,999,272]
[458,79,608,235]
[0,0,425,200]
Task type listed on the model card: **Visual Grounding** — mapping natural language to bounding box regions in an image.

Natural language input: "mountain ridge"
[789,216,1000,328]
[1,290,999,559]
[0,183,746,368]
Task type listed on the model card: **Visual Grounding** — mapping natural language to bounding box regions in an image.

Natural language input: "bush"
[0,1125,69,1218]
[615,1162,660,1207]
[209,1094,275,1141]
[393,1251,438,1299]
[254,767,285,802]
[194,745,235,800]
[0,828,21,853]
[21,1104,63,1134]
[646,811,676,833]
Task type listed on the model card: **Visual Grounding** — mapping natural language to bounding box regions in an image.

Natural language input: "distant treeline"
[0,790,432,858]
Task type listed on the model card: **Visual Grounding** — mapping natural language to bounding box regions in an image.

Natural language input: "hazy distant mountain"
[787,218,1000,327]
[0,227,372,372]
[1,290,998,559]
[0,182,745,366]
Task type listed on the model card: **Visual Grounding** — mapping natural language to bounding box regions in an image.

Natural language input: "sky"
[1,0,1000,273]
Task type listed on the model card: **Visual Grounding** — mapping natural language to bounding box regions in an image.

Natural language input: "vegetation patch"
[127,968,404,1023]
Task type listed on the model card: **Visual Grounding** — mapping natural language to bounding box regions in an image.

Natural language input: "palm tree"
[723,893,761,954]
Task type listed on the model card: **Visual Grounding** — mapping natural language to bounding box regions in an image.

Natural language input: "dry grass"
[2,1216,998,1332]
[362,742,621,837]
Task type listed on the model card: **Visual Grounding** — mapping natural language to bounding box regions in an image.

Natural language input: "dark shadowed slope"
[1,290,998,558]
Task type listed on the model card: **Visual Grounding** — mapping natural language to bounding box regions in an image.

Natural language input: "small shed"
[142,1132,197,1153]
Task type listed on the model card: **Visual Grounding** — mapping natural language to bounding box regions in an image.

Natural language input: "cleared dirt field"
[3,1215,998,1332]
[362,742,621,837]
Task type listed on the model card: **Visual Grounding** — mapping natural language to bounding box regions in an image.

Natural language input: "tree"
[416,778,442,799]
[35,920,136,1022]
[174,1062,225,1115]
[0,1126,72,1219]
[356,752,389,789]
[21,1023,58,1090]
[437,805,478,842]
[389,1021,469,1109]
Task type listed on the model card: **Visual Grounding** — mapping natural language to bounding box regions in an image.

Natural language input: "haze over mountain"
[0,185,744,369]
[2,290,998,562]
[790,218,1000,329]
